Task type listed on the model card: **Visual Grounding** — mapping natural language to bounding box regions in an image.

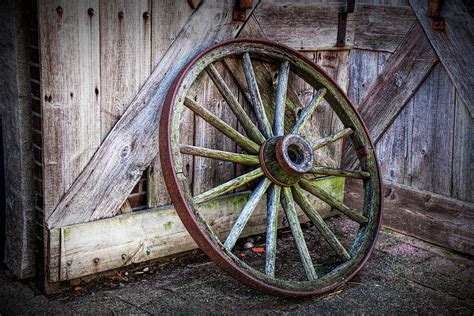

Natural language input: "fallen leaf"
[251,247,265,253]
[74,286,81,292]
[163,287,177,293]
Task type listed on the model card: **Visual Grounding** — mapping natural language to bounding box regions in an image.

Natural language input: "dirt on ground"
[0,217,473,315]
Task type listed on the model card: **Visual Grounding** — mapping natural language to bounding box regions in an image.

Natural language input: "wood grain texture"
[253,1,355,50]
[410,0,474,117]
[342,23,438,168]
[354,4,416,52]
[46,0,249,229]
[49,177,342,281]
[99,0,151,140]
[345,179,474,255]
[192,69,239,195]
[147,0,195,208]
[408,64,455,196]
[451,94,473,202]
[39,0,101,217]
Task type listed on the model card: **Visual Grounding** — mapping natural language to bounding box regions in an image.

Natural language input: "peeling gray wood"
[47,1,251,229]
[410,0,474,117]
[39,0,101,218]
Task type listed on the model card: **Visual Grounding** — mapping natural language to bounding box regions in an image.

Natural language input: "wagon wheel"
[160,39,382,297]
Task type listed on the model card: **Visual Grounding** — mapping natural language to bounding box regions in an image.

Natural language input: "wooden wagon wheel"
[160,39,382,297]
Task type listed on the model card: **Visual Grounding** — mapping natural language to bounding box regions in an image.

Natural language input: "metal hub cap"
[260,134,314,187]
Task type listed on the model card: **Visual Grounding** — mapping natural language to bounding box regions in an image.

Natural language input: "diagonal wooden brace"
[46,0,258,229]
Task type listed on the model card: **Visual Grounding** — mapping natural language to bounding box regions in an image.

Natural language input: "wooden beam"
[345,179,474,255]
[410,0,474,117]
[342,22,438,168]
[46,0,255,229]
[49,177,344,282]
[354,4,416,53]
[252,1,355,50]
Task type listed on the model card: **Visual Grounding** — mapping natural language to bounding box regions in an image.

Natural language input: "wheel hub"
[259,134,314,187]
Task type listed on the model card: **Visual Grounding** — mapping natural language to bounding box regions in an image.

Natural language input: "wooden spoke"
[281,187,318,281]
[265,184,281,276]
[224,178,271,250]
[292,185,350,261]
[299,178,368,224]
[273,61,290,136]
[309,166,370,179]
[242,52,273,138]
[184,97,260,154]
[180,145,259,166]
[193,168,264,205]
[206,64,266,144]
[291,88,327,134]
[313,128,353,151]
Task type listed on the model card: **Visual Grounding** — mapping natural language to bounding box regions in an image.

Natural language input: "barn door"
[38,0,473,291]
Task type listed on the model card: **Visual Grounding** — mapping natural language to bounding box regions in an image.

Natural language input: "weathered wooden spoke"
[162,40,382,297]
[281,187,318,281]
[264,184,281,276]
[242,52,273,138]
[180,145,259,166]
[193,168,263,204]
[224,178,271,250]
[273,61,290,136]
[206,64,266,144]
[299,178,368,224]
[292,185,350,261]
[313,128,353,151]
[184,97,260,154]
[291,88,327,134]
[309,166,370,179]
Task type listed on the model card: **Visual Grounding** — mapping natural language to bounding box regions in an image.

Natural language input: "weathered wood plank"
[192,68,238,196]
[410,0,474,117]
[99,0,151,140]
[342,23,438,168]
[408,63,455,196]
[1,0,36,278]
[253,1,355,50]
[345,179,474,255]
[354,4,416,52]
[451,94,473,202]
[46,1,252,229]
[39,0,101,218]
[147,0,195,208]
[50,177,344,281]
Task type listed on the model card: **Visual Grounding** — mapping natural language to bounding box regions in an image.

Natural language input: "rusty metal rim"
[160,38,383,297]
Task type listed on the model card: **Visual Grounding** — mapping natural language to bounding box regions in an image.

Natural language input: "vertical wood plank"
[99,0,151,140]
[314,50,349,163]
[451,94,473,202]
[193,69,237,195]
[99,0,151,213]
[408,64,455,196]
[39,0,101,217]
[147,0,194,207]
